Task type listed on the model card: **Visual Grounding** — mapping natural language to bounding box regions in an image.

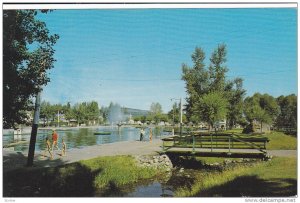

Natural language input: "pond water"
[3,126,171,152]
[125,182,174,197]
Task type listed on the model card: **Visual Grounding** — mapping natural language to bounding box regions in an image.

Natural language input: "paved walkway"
[3,139,163,172]
[2,139,297,172]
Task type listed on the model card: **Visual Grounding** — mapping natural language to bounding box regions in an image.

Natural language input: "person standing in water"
[52,129,60,153]
[149,128,153,142]
[61,138,67,156]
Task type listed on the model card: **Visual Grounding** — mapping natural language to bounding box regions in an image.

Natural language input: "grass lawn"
[266,131,297,150]
[225,129,297,150]
[175,157,297,197]
[3,155,165,197]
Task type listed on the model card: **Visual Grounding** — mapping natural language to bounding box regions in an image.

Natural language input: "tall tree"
[86,101,100,124]
[244,93,279,132]
[3,10,59,128]
[208,44,228,92]
[72,103,85,126]
[182,47,209,121]
[182,44,244,128]
[226,78,246,129]
[149,102,163,124]
[40,101,52,126]
[275,94,297,130]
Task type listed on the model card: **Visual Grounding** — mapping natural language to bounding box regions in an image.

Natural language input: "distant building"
[214,119,227,131]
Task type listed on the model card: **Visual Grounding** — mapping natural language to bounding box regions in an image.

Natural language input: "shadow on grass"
[3,153,102,197]
[3,151,68,172]
[195,175,297,197]
[166,154,205,169]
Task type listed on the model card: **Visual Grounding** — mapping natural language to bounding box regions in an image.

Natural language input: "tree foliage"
[149,102,162,124]
[275,94,297,129]
[226,78,246,128]
[195,91,228,128]
[40,101,100,126]
[181,44,245,127]
[3,10,59,128]
[244,93,279,131]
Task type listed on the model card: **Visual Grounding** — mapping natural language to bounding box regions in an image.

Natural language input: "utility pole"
[27,92,41,166]
[58,110,60,128]
[27,59,45,167]
[171,97,183,137]
[179,98,183,137]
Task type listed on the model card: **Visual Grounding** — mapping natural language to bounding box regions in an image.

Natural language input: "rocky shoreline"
[134,154,173,172]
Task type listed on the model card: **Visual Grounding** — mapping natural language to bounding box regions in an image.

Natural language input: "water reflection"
[3,126,171,152]
[125,182,174,197]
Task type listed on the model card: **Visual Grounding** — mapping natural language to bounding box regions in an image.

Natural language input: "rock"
[224,159,232,165]
[179,168,184,172]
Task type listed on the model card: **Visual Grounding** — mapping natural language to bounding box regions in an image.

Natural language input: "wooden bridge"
[161,132,270,159]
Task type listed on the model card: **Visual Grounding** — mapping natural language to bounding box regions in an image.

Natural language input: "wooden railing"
[161,133,269,154]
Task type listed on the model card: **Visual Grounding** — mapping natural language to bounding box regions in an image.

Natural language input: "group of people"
[44,129,67,160]
[139,127,153,142]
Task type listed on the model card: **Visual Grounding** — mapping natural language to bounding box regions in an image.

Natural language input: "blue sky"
[37,8,297,112]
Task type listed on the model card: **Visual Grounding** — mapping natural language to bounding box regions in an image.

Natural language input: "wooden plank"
[165,151,266,159]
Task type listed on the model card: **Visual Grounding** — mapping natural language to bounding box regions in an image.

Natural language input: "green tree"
[72,103,85,126]
[182,47,209,121]
[208,44,228,92]
[181,44,244,127]
[226,78,246,129]
[244,93,279,133]
[64,102,74,122]
[3,10,59,128]
[149,102,163,124]
[86,101,100,125]
[40,101,52,126]
[195,91,228,130]
[275,94,297,130]
[168,102,180,124]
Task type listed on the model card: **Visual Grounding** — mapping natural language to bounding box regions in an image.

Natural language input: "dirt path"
[2,139,297,172]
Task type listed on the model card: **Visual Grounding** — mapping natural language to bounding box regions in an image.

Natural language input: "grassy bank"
[225,129,297,150]
[175,157,297,197]
[266,131,297,150]
[3,155,164,197]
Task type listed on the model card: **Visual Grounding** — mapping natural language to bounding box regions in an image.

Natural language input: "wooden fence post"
[228,136,231,153]
[210,133,213,152]
[192,135,195,154]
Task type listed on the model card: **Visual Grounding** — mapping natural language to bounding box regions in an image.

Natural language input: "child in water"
[43,137,53,160]
[61,138,67,156]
